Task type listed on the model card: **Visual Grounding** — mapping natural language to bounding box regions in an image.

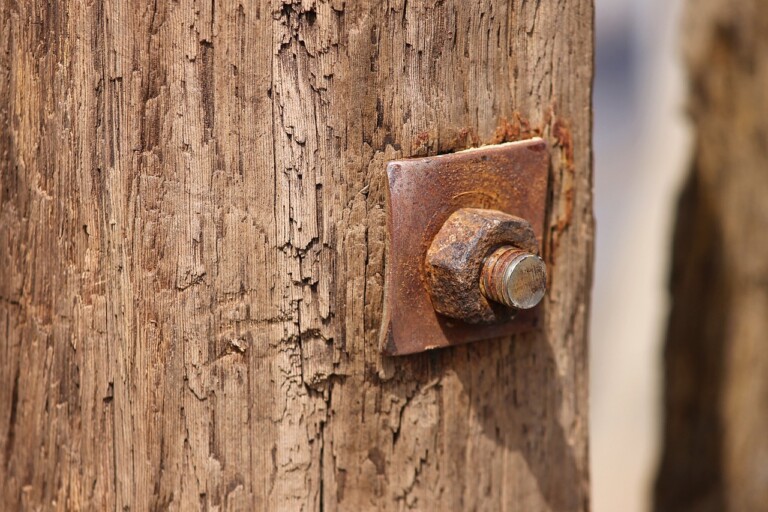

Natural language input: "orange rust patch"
[547,116,576,268]
[492,113,542,144]
[411,131,432,156]
[436,127,480,154]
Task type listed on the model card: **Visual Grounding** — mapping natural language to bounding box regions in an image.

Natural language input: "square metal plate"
[379,138,549,356]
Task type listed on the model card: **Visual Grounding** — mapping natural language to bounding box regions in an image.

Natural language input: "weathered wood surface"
[656,1,768,511]
[0,1,593,510]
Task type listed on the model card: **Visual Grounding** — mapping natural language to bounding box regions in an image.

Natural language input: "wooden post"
[656,1,768,510]
[0,1,593,509]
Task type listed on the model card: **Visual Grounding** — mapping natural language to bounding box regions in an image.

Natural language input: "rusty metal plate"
[379,138,549,356]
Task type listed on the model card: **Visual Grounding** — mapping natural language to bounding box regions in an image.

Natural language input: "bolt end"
[480,247,547,310]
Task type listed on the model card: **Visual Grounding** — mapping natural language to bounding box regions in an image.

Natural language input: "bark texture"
[656,1,768,511]
[0,1,593,510]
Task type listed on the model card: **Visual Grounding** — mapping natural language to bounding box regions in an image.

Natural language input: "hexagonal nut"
[425,208,539,324]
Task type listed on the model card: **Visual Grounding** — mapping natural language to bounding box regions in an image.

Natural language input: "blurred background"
[592,0,690,511]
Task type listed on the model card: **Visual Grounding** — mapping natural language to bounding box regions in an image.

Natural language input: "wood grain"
[656,1,768,511]
[0,1,594,510]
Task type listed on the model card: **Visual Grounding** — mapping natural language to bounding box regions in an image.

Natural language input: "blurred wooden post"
[656,1,768,510]
[0,1,594,509]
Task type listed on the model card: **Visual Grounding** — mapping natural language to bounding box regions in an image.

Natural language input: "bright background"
[591,1,690,511]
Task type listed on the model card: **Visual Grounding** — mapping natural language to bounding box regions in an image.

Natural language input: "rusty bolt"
[425,208,546,324]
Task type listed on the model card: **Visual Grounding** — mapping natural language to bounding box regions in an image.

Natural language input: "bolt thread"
[480,246,525,307]
[480,246,547,309]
